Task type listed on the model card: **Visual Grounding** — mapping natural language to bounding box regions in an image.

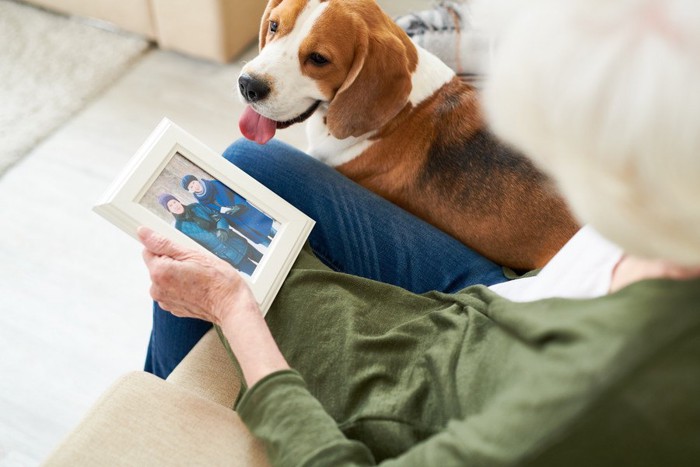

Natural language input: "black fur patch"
[420,129,547,208]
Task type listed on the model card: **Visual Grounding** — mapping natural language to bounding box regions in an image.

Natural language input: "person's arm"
[211,179,241,210]
[137,227,504,466]
[138,227,288,387]
[609,254,700,292]
[235,367,493,466]
[138,228,471,465]
[220,204,246,215]
[218,302,289,387]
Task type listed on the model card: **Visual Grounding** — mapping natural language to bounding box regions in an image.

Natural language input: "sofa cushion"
[44,371,268,466]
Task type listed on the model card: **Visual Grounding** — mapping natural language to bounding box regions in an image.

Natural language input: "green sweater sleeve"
[235,368,566,467]
[237,371,485,467]
[236,367,575,467]
[237,370,377,466]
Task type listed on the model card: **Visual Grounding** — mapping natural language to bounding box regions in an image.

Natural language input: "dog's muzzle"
[239,74,270,103]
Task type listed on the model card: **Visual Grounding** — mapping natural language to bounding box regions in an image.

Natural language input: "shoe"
[394,1,490,81]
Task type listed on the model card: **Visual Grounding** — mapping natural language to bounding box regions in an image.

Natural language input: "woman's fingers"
[137,226,190,260]
[137,225,261,324]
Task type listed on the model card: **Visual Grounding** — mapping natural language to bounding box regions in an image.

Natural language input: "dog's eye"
[269,20,278,34]
[309,53,329,66]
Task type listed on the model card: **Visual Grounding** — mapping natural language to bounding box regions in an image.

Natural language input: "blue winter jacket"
[174,203,248,266]
[194,179,274,246]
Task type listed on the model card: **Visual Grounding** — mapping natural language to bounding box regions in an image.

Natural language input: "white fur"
[408,45,455,105]
[478,0,700,265]
[305,103,375,166]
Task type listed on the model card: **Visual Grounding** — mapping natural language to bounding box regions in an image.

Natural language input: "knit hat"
[181,174,198,190]
[157,193,177,210]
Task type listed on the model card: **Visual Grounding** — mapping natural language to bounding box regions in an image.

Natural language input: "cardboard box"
[23,0,266,63]
[151,0,265,63]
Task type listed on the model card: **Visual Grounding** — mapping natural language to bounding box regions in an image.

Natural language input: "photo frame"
[94,118,315,315]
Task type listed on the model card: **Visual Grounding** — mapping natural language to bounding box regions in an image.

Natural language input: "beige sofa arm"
[167,327,242,407]
[44,329,268,466]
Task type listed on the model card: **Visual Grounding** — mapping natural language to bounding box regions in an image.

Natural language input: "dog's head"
[238,0,417,144]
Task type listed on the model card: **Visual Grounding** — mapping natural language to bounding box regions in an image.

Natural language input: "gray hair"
[479,0,700,265]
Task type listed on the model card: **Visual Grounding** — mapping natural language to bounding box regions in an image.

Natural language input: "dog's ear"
[259,0,285,50]
[326,16,416,139]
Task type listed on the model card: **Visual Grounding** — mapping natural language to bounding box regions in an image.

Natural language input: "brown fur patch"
[300,0,418,138]
[338,77,579,269]
[296,3,362,100]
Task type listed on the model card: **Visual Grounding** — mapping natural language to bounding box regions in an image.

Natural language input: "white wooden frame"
[94,118,315,314]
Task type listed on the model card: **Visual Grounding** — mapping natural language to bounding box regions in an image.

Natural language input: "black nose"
[238,74,271,103]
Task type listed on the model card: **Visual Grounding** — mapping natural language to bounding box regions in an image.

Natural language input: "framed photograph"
[94,118,315,314]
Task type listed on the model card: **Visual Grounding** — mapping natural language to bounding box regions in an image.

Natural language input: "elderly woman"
[140,0,700,464]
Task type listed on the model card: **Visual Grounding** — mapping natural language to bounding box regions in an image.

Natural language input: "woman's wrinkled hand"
[137,226,260,325]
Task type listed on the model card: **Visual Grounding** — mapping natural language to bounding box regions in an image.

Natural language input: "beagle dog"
[238,0,579,270]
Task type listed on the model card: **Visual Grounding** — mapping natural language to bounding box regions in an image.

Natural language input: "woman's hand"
[610,254,700,292]
[137,226,260,325]
[138,226,289,385]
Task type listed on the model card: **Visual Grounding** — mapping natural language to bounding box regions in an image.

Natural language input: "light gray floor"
[0,1,429,465]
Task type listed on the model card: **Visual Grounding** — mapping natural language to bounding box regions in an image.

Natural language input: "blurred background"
[0,0,428,464]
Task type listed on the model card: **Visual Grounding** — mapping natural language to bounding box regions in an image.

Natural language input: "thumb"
[137,226,188,259]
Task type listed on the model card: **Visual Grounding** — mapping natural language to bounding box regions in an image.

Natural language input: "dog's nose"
[238,74,270,103]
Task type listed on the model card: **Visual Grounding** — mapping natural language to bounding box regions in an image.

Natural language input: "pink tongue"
[239,106,277,145]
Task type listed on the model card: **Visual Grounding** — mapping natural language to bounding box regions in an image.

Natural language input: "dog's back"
[338,75,579,270]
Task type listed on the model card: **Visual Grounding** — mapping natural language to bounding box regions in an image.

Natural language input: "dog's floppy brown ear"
[326,16,416,139]
[259,0,284,50]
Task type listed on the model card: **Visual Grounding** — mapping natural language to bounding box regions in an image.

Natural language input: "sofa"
[43,328,269,465]
[23,0,265,62]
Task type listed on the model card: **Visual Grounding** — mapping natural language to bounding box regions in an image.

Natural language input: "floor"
[0,1,428,465]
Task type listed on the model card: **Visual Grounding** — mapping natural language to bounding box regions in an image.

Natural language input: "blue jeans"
[145,139,508,378]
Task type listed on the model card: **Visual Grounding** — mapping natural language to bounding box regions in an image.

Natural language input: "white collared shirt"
[488,225,623,302]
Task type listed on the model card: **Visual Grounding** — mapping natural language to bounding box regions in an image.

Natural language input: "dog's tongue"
[239,106,277,145]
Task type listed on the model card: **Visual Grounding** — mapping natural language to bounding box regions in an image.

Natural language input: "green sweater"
[233,250,700,466]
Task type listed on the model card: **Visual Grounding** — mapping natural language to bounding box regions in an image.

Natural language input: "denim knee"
[220,138,321,195]
[222,138,301,170]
